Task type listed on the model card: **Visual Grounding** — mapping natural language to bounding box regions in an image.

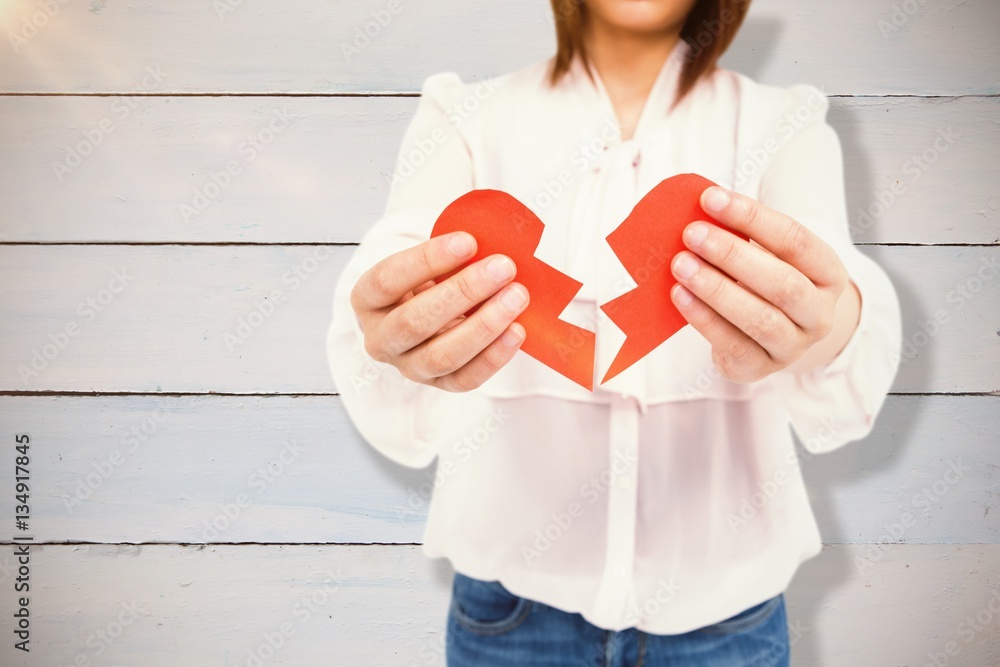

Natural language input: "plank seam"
[0,92,422,98]
[1,242,996,248]
[0,92,997,99]
[0,391,995,398]
[1,541,990,547]
[0,541,423,546]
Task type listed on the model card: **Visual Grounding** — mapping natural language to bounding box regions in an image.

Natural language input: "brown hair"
[548,0,751,108]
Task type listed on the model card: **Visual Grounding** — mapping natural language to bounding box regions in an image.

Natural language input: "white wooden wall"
[0,1,997,665]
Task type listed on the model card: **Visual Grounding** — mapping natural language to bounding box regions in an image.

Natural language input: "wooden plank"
[0,544,995,666]
[0,0,554,94]
[0,245,344,394]
[0,96,995,244]
[0,544,453,666]
[0,245,996,393]
[885,245,1000,394]
[0,395,430,544]
[0,395,994,545]
[0,95,411,244]
[830,97,1000,245]
[787,543,1000,666]
[798,395,999,544]
[0,0,996,95]
[719,0,1000,96]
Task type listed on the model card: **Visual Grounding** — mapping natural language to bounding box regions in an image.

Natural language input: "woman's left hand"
[669,185,855,383]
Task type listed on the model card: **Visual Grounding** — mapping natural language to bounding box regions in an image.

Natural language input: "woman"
[326,0,902,664]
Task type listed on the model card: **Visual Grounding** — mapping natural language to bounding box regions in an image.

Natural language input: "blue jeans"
[446,571,789,666]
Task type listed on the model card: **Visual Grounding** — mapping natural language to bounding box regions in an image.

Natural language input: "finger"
[352,231,478,312]
[669,283,775,382]
[682,221,825,331]
[700,186,846,289]
[398,279,436,306]
[431,322,526,393]
[398,281,529,381]
[401,280,463,335]
[671,249,803,364]
[378,253,519,358]
[435,317,466,335]
[411,279,437,297]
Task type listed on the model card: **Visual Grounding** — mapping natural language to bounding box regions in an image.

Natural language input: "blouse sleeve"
[757,85,903,456]
[325,72,476,469]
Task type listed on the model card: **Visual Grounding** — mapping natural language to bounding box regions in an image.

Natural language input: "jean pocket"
[449,571,533,636]
[697,593,783,636]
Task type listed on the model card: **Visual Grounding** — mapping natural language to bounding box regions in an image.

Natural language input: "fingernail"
[500,284,526,311]
[486,255,515,282]
[673,284,693,307]
[703,187,730,213]
[447,232,475,256]
[685,222,709,247]
[673,253,698,279]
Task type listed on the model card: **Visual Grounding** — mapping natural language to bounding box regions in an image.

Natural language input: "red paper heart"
[428,173,748,390]
[431,189,597,390]
[600,173,749,383]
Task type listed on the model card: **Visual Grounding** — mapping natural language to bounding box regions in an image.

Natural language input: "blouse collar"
[567,36,691,143]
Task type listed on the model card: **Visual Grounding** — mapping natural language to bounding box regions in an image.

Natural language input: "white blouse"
[325,39,903,634]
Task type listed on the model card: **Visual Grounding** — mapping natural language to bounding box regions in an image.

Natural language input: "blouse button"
[613,565,627,579]
[616,475,632,490]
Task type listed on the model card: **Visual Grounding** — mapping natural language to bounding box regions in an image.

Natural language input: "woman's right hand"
[349,231,529,392]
